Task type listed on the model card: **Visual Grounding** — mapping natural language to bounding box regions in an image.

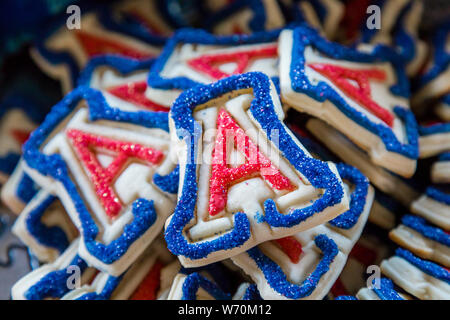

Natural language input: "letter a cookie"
[165,72,349,267]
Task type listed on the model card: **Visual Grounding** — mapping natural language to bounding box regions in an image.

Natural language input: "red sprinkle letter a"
[208,109,293,216]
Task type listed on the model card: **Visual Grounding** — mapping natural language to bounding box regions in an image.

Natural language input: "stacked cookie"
[0,0,448,300]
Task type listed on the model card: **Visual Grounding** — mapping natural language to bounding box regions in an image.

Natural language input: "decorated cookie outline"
[78,55,171,114]
[203,0,232,13]
[78,55,179,195]
[380,248,450,300]
[168,278,262,300]
[22,86,176,275]
[411,186,450,230]
[31,5,161,93]
[231,163,373,299]
[11,237,173,300]
[0,212,38,299]
[306,118,420,207]
[203,0,285,35]
[280,26,419,178]
[147,28,282,108]
[165,72,349,267]
[287,122,402,232]
[61,238,175,300]
[418,122,450,159]
[389,214,450,267]
[286,125,393,295]
[166,259,247,300]
[291,119,396,231]
[12,189,78,263]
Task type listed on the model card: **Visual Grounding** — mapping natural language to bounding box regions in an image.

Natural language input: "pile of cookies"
[0,0,448,300]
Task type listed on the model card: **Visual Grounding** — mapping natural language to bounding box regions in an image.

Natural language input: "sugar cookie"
[389,214,450,267]
[22,87,176,275]
[231,163,372,299]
